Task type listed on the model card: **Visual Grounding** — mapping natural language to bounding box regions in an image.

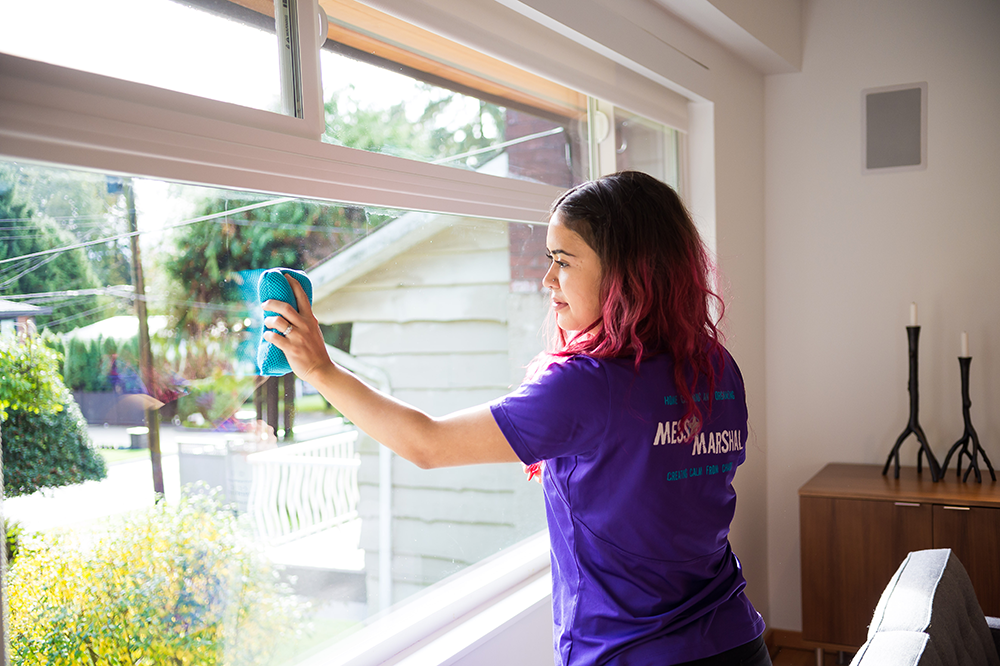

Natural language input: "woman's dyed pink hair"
[551,170,725,429]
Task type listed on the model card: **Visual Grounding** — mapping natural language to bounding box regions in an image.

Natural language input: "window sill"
[296,530,551,666]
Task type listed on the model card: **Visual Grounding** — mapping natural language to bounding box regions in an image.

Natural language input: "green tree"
[0,163,132,288]
[2,391,107,498]
[323,86,506,168]
[61,336,116,393]
[0,176,104,333]
[0,335,64,421]
[164,197,372,334]
[421,95,507,168]
[61,337,90,392]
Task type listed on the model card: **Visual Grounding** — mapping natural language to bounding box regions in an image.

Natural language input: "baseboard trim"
[766,629,859,656]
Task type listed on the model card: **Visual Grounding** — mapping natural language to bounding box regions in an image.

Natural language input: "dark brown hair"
[551,170,725,428]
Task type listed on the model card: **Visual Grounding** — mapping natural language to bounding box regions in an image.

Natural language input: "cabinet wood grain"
[800,496,931,646]
[799,463,1000,647]
[932,504,1000,616]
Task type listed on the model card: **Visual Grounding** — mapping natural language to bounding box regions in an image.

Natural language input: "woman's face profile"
[543,212,603,334]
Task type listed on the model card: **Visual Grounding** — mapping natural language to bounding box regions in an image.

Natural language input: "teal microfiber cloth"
[257,268,312,377]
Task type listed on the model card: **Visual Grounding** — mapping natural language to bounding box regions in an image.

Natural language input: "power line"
[0,229,115,287]
[5,285,256,317]
[430,126,565,164]
[44,302,120,328]
[0,197,295,266]
[0,250,63,289]
[0,233,57,241]
[0,214,113,226]
[0,257,34,278]
[1,286,134,301]
[223,217,369,232]
[0,225,124,240]
[2,211,356,233]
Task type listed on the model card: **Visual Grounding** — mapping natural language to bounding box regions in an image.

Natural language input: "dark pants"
[675,636,772,666]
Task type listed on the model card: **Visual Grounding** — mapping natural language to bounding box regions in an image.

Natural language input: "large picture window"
[0,0,685,661]
[1,162,549,661]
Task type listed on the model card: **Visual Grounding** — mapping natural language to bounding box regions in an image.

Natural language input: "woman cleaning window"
[263,170,769,666]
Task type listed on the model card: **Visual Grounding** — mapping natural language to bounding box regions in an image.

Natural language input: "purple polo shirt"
[490,352,764,666]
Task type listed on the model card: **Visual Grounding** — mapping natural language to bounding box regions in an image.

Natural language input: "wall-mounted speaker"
[862,82,927,174]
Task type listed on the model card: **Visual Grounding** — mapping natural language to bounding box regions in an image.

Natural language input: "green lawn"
[96,448,150,465]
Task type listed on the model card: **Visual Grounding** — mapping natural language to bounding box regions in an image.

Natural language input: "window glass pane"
[320,51,588,188]
[615,108,681,190]
[318,0,589,188]
[0,0,285,114]
[1,160,547,660]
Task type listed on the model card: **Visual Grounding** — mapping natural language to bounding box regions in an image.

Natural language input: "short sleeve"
[490,356,610,466]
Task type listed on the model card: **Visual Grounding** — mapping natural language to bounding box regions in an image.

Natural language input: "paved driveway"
[5,425,184,534]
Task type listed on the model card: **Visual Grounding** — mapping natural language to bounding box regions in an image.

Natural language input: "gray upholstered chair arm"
[987,617,1000,659]
[852,550,1000,666]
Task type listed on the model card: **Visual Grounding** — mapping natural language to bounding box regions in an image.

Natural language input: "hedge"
[2,393,107,497]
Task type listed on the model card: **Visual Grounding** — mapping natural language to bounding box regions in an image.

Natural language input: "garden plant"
[7,490,310,665]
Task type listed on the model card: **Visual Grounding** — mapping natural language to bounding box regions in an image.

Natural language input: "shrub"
[61,336,113,392]
[7,491,310,665]
[0,335,64,419]
[2,388,107,498]
[60,336,89,391]
[0,335,105,497]
[39,330,65,376]
[4,517,23,567]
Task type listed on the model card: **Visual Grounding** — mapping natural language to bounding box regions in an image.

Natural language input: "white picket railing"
[246,429,361,545]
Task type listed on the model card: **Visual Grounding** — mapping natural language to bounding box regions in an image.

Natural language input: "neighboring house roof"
[309,210,462,302]
[0,299,53,318]
[308,153,512,302]
[63,315,169,342]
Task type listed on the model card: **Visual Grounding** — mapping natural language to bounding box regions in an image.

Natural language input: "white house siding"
[312,218,547,611]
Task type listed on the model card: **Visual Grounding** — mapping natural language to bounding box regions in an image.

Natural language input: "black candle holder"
[883,326,942,482]
[941,356,995,483]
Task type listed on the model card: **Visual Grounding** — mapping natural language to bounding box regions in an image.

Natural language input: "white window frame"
[0,0,562,224]
[0,0,692,226]
[298,532,552,666]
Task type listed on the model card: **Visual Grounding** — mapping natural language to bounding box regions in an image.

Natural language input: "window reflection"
[0,0,284,113]
[317,4,589,188]
[615,109,681,190]
[319,52,588,187]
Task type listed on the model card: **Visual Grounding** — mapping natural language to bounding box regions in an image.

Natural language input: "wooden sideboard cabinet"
[799,463,1000,648]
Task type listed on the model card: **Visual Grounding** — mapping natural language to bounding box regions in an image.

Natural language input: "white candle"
[961,331,969,357]
[909,303,918,326]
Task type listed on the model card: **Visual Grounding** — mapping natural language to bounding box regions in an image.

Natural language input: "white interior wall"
[764,0,1000,630]
[708,51,769,625]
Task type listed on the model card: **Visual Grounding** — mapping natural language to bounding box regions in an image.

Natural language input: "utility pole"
[1,430,7,665]
[283,372,295,441]
[125,181,164,496]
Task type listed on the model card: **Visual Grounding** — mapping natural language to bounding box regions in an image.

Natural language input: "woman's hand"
[261,274,334,384]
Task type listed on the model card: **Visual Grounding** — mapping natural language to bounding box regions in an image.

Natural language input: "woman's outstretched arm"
[262,275,519,469]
